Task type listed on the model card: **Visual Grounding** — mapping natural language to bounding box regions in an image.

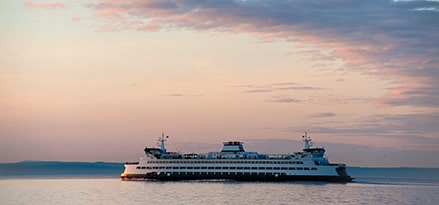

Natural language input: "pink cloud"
[90,0,439,108]
[307,113,336,118]
[71,16,81,22]
[24,1,66,10]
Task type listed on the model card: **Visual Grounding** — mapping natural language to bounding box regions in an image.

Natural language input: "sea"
[0,162,438,205]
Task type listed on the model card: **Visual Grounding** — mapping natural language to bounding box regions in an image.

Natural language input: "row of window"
[147,160,304,164]
[136,166,317,171]
[161,172,286,176]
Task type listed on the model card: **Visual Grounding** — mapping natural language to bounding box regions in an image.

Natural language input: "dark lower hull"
[121,172,353,183]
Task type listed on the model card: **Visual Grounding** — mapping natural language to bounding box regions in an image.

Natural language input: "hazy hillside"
[0,161,124,178]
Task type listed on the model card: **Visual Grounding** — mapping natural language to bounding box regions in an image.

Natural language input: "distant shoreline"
[0,161,124,178]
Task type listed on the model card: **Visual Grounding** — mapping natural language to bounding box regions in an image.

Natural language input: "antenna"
[158,132,168,154]
[303,131,312,149]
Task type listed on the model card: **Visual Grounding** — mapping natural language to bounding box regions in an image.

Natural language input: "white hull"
[121,133,353,182]
[121,159,351,182]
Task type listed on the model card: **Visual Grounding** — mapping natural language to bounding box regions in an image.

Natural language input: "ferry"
[121,133,353,182]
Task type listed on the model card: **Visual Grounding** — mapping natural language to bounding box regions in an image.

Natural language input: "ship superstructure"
[121,133,352,182]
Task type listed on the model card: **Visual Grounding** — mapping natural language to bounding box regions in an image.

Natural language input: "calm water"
[1,164,438,204]
[1,177,438,205]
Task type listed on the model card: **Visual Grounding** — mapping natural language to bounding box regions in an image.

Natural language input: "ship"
[120,133,353,182]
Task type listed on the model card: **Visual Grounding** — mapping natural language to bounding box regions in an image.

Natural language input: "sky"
[1,0,438,167]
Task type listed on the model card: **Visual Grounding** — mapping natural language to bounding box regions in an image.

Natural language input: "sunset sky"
[1,0,438,167]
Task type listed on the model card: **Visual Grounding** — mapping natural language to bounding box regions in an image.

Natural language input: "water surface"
[1,162,438,204]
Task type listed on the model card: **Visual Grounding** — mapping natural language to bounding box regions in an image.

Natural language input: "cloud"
[91,0,439,108]
[164,93,202,97]
[243,89,273,93]
[267,96,301,103]
[307,112,336,118]
[239,82,366,105]
[373,68,439,107]
[276,86,322,91]
[71,16,81,22]
[167,93,185,97]
[24,1,67,10]
[241,82,321,93]
[287,112,439,151]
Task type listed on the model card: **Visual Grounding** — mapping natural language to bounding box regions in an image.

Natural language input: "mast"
[159,133,168,154]
[302,131,313,150]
